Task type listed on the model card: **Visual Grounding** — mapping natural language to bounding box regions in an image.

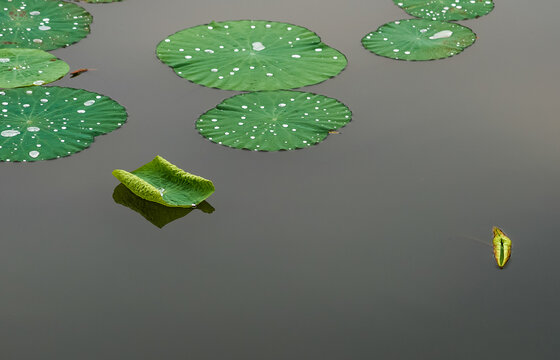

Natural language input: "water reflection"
[112,184,214,228]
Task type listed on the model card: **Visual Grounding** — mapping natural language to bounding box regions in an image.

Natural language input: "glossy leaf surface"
[156,20,347,91]
[197,91,351,151]
[0,87,126,162]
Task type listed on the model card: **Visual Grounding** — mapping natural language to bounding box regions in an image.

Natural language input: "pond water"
[2,0,559,359]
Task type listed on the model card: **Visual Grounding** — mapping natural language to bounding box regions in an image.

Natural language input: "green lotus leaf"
[394,0,494,21]
[0,86,127,162]
[196,91,351,151]
[0,0,92,51]
[112,156,215,208]
[362,19,476,61]
[113,184,214,229]
[0,48,69,88]
[156,20,347,91]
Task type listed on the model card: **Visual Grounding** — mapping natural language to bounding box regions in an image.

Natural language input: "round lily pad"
[196,91,352,151]
[362,19,476,61]
[112,156,215,208]
[0,86,127,162]
[0,48,69,88]
[394,0,495,21]
[156,20,347,91]
[0,0,92,51]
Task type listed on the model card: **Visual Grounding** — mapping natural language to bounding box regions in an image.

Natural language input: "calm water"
[2,1,559,359]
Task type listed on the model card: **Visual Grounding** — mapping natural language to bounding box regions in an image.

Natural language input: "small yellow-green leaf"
[113,156,215,208]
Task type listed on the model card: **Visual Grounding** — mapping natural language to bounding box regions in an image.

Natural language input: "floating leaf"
[393,0,494,21]
[0,86,127,162]
[492,226,512,269]
[156,20,347,91]
[362,19,476,61]
[0,48,69,88]
[113,184,214,228]
[0,0,92,51]
[196,91,351,151]
[112,156,215,208]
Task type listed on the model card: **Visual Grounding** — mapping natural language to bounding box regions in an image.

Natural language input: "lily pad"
[394,0,494,21]
[0,0,92,51]
[0,86,126,162]
[156,20,347,91]
[196,91,351,151]
[112,156,215,208]
[113,184,214,229]
[0,48,69,88]
[362,19,476,61]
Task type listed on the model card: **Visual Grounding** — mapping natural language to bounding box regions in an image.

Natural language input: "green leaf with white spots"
[112,156,215,208]
[362,19,476,61]
[196,91,351,151]
[0,0,92,51]
[0,86,127,162]
[113,184,214,229]
[156,20,347,91]
[0,48,69,88]
[393,0,494,21]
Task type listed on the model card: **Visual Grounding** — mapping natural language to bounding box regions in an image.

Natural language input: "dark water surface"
[2,1,559,359]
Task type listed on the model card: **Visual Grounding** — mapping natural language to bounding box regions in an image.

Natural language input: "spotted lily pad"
[362,19,476,61]
[156,20,347,91]
[0,48,69,88]
[113,184,214,228]
[394,0,494,21]
[196,91,351,151]
[112,156,215,208]
[0,0,92,51]
[0,87,126,162]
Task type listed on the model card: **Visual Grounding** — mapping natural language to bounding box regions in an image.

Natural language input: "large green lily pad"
[0,0,92,51]
[362,19,476,61]
[394,0,494,21]
[196,91,351,151]
[156,20,347,91]
[0,86,126,162]
[0,48,69,88]
[112,156,215,208]
[113,184,214,228]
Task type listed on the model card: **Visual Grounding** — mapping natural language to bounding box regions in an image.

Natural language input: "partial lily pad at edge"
[0,48,69,88]
[113,184,214,228]
[113,156,215,208]
[393,0,495,21]
[0,87,127,162]
[0,0,92,51]
[362,19,476,61]
[156,20,347,91]
[196,91,352,151]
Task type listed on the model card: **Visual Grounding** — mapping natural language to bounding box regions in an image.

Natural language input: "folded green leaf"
[113,156,215,208]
